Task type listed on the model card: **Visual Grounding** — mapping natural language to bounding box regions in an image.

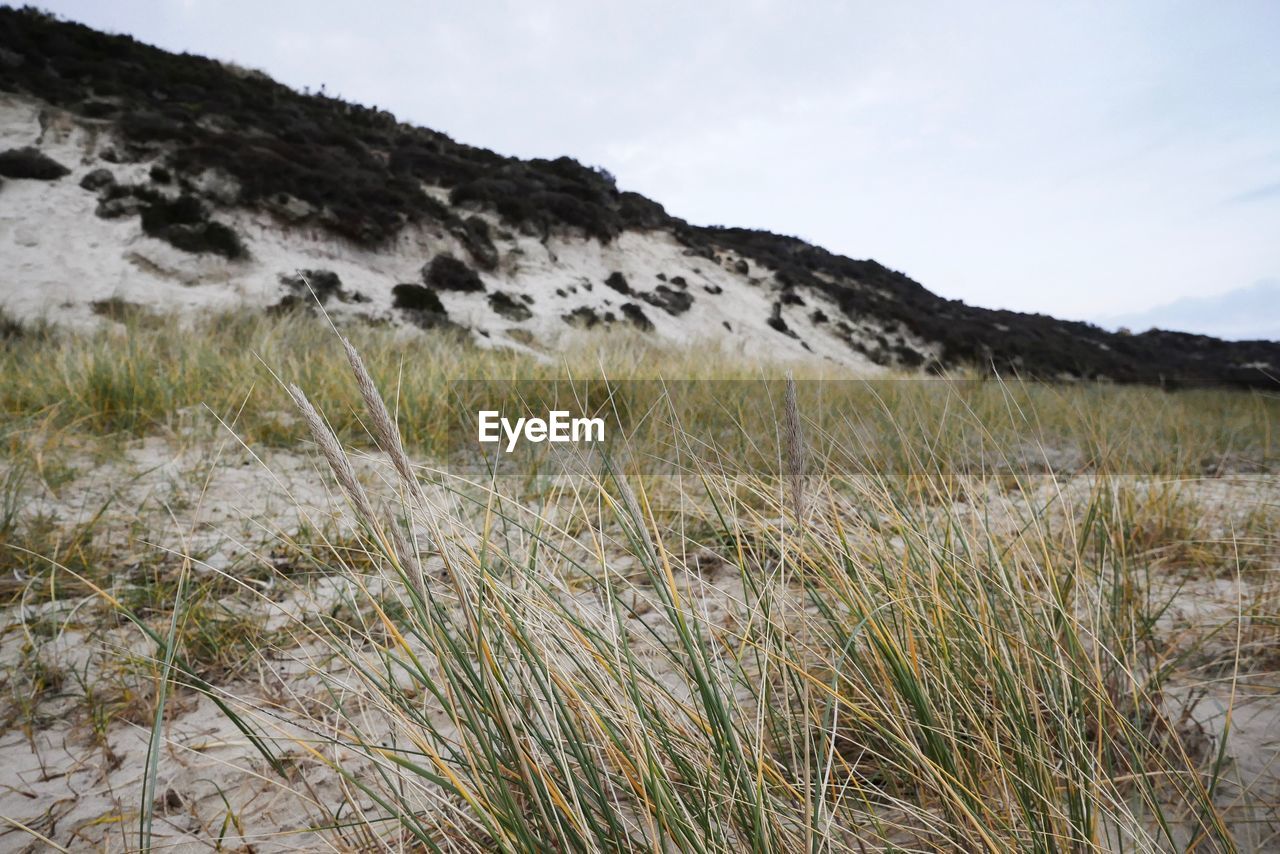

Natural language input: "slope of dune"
[1,7,1278,386]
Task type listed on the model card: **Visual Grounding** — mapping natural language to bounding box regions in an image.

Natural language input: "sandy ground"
[1,438,349,851]
[0,436,1277,851]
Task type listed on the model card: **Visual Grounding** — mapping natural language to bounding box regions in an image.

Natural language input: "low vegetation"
[0,311,1273,472]
[0,145,70,180]
[0,7,636,247]
[691,227,1280,387]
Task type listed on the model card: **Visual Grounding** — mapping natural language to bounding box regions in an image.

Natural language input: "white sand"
[0,93,929,370]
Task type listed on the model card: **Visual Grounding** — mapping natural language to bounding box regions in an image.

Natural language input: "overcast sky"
[35,1,1280,328]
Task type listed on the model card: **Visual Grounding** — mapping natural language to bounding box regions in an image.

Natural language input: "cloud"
[1225,181,1280,205]
[1100,280,1280,341]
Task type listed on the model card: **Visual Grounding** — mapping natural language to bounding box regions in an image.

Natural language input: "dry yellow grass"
[0,311,1277,851]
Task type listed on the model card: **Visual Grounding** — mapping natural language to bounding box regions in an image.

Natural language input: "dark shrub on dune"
[641,285,694,316]
[489,291,532,321]
[456,216,499,270]
[392,283,444,313]
[139,193,246,259]
[79,168,115,192]
[562,306,602,328]
[278,269,350,306]
[423,255,484,292]
[162,220,245,258]
[603,272,631,295]
[392,283,455,330]
[0,146,69,180]
[620,302,653,331]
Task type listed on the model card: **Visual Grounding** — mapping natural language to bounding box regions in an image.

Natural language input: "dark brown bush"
[423,256,484,293]
[0,146,69,180]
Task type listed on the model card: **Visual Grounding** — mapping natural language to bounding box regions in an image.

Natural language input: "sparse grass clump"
[108,340,1249,851]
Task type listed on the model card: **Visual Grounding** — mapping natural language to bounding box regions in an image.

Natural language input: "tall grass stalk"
[187,339,1244,851]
